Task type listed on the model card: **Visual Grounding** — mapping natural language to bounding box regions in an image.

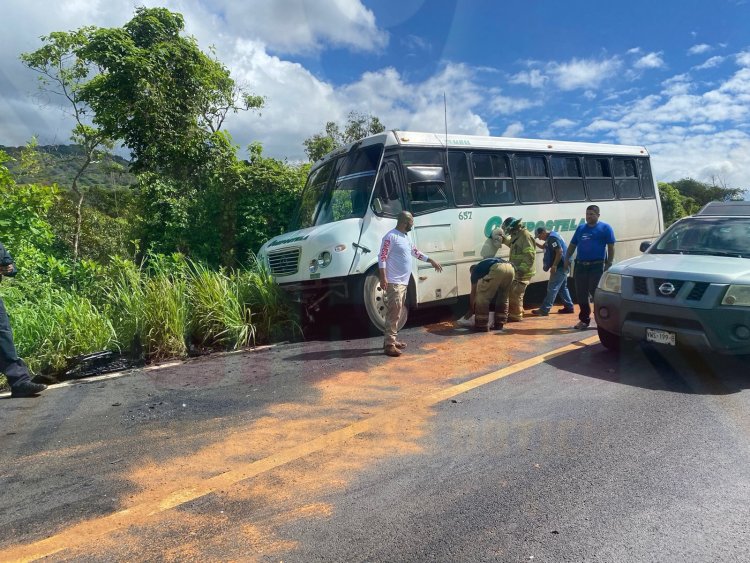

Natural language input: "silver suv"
[594,201,750,354]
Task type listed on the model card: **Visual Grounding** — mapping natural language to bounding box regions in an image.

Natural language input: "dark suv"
[594,201,750,354]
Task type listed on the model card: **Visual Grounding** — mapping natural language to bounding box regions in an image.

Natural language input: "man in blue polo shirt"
[531,226,575,316]
[563,205,616,329]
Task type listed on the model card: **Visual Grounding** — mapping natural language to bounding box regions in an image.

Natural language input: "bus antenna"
[444,92,450,179]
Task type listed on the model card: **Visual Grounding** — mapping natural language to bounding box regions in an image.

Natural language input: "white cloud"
[213,0,388,54]
[488,94,540,115]
[547,57,621,90]
[737,51,750,67]
[627,47,642,55]
[693,56,726,70]
[550,118,577,129]
[634,52,665,70]
[501,122,524,137]
[688,43,712,55]
[579,62,750,186]
[509,69,547,88]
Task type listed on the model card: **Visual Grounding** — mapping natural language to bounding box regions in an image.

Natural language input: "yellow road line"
[2,335,599,562]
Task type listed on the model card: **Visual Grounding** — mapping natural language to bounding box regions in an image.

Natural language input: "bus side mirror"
[639,241,651,252]
[372,197,384,214]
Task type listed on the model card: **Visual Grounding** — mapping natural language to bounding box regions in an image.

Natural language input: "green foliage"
[0,152,58,254]
[187,261,255,349]
[0,144,135,189]
[658,182,689,227]
[78,7,262,178]
[659,177,747,226]
[303,111,385,161]
[1,283,117,373]
[670,178,745,208]
[237,144,309,256]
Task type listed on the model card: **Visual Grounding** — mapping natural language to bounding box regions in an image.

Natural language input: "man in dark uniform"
[0,242,47,397]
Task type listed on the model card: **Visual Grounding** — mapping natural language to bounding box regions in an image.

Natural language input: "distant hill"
[0,144,136,189]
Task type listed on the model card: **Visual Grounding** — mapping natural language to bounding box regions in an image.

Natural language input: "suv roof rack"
[695,200,750,216]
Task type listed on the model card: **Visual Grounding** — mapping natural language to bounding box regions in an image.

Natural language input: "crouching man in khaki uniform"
[470,257,515,332]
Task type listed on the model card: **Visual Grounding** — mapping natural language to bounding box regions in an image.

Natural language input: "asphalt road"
[1,306,749,562]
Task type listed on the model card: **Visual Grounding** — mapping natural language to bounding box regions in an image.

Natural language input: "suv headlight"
[722,285,750,306]
[598,272,622,294]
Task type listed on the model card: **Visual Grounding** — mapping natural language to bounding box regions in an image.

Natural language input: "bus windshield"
[291,143,384,231]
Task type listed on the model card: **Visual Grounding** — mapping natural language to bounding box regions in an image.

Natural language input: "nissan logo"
[658,282,676,296]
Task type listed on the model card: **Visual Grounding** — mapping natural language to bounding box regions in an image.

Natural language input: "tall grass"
[4,285,117,374]
[0,253,302,384]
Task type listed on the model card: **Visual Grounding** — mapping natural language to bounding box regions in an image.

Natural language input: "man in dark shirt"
[531,227,575,316]
[470,257,515,332]
[1,242,47,397]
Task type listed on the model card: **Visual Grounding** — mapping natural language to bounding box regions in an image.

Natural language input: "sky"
[1,0,749,189]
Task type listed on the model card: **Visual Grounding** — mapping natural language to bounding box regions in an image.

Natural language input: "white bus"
[258,130,663,331]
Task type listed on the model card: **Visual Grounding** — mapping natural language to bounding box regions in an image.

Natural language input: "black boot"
[10,381,47,398]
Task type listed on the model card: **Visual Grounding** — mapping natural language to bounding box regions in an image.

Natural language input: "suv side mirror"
[639,241,651,252]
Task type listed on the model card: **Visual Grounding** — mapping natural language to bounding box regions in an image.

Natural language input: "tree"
[670,178,745,209]
[78,7,262,179]
[21,29,114,264]
[303,111,385,161]
[658,182,689,227]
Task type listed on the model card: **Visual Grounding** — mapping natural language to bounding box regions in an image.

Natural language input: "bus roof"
[312,130,650,168]
[388,130,650,156]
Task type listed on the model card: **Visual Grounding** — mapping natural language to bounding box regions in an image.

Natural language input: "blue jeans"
[539,268,574,313]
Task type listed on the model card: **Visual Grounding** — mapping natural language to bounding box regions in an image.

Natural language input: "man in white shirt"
[378,211,442,357]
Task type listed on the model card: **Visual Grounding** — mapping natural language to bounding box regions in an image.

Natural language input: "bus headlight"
[722,285,750,306]
[317,251,332,268]
[598,272,622,294]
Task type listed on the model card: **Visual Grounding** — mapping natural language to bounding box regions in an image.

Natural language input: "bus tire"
[360,269,408,333]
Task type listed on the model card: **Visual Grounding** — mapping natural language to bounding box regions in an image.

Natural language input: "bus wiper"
[352,242,371,254]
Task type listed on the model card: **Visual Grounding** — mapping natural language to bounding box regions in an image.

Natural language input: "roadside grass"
[0,254,301,389]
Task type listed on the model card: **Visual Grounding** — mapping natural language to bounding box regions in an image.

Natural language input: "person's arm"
[564,242,576,270]
[605,243,615,270]
[0,246,16,278]
[378,236,391,289]
[551,246,563,274]
[412,245,443,272]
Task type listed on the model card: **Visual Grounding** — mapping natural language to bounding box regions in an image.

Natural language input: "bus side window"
[449,151,473,206]
[584,157,615,200]
[551,156,586,202]
[372,161,403,217]
[614,158,641,199]
[514,154,552,203]
[638,159,656,198]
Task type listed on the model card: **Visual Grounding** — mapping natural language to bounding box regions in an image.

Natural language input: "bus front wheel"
[361,269,408,333]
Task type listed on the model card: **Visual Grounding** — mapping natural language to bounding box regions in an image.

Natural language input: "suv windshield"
[651,217,750,257]
[291,143,384,230]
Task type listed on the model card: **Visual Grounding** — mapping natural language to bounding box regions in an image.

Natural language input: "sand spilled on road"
[3,319,561,561]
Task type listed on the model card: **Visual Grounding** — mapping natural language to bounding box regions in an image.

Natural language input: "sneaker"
[394,341,407,349]
[506,317,522,323]
[531,309,549,316]
[492,323,504,331]
[472,324,490,332]
[573,321,589,330]
[558,307,575,314]
[456,315,474,327]
[384,345,402,357]
[10,381,47,398]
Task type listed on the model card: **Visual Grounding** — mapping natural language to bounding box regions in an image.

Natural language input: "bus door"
[350,156,404,276]
[404,165,458,304]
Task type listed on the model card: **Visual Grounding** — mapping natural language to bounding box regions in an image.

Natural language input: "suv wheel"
[597,326,621,352]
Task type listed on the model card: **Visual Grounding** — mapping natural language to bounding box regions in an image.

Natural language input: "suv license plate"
[646,328,676,346]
